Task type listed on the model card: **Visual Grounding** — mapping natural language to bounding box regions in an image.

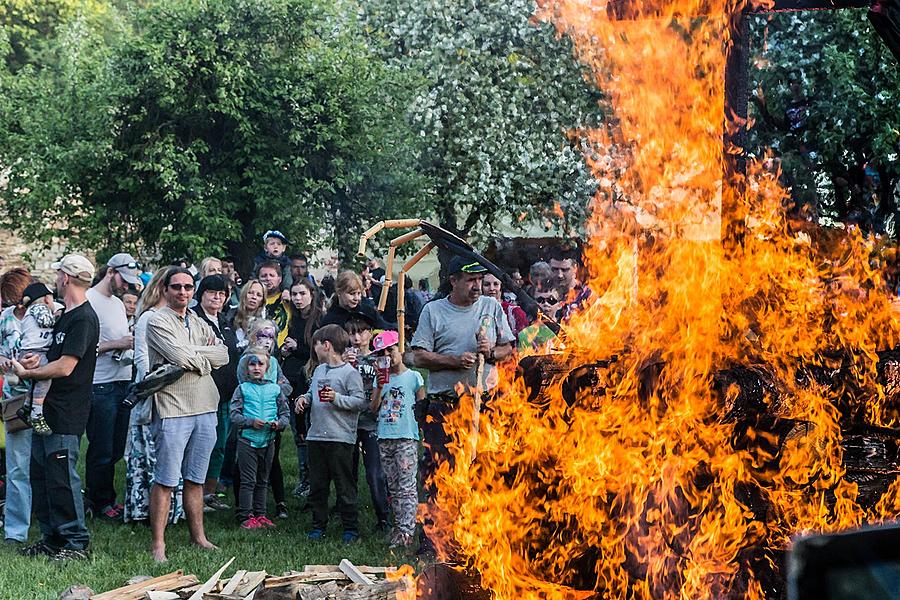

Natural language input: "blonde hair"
[330,270,364,309]
[137,266,173,317]
[234,279,265,334]
[198,256,223,278]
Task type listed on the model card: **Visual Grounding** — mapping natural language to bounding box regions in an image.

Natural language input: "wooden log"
[265,573,349,588]
[339,560,375,585]
[91,572,185,600]
[302,566,397,575]
[187,557,235,600]
[145,592,180,600]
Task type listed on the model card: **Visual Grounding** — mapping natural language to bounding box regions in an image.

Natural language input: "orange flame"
[425,0,900,598]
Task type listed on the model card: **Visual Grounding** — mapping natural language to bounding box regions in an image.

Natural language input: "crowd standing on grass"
[0,228,590,562]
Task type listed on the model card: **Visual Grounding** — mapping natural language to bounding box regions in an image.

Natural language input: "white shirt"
[86,287,132,384]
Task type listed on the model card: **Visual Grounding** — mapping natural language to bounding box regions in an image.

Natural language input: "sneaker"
[307,528,325,541]
[256,515,276,528]
[204,494,230,511]
[4,538,23,548]
[275,503,288,519]
[19,540,55,557]
[99,504,123,520]
[292,482,309,498]
[342,530,360,544]
[240,516,264,530]
[14,405,31,426]
[49,547,90,561]
[31,415,52,436]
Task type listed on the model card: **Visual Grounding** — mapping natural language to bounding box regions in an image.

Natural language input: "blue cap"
[263,230,290,244]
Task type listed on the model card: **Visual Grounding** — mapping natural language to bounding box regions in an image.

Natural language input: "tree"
[748,9,900,235]
[361,0,605,242]
[0,0,425,266]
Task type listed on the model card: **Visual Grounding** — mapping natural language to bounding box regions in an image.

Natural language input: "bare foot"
[191,538,219,551]
[150,544,167,563]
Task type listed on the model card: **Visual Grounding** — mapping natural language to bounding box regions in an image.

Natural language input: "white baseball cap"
[51,254,96,284]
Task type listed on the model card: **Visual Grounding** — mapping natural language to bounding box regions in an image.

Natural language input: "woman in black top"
[281,277,324,498]
[318,270,390,329]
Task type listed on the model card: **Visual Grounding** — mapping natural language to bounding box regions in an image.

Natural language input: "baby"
[16,282,61,435]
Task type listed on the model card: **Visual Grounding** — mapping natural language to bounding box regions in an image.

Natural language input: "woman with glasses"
[190,275,241,513]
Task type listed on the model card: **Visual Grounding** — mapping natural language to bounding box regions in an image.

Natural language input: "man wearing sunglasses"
[84,253,142,521]
[146,268,229,563]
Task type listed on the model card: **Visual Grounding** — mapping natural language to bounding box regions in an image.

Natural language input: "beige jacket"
[147,306,229,418]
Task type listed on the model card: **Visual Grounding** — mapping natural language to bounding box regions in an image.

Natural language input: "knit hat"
[21,282,52,308]
[196,275,228,298]
[372,330,399,352]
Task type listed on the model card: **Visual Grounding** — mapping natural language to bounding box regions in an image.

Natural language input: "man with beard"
[84,253,140,520]
[410,256,515,556]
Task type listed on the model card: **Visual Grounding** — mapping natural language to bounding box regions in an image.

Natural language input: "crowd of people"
[0,229,589,562]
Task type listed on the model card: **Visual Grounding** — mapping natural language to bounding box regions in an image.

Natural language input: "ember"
[423,0,900,597]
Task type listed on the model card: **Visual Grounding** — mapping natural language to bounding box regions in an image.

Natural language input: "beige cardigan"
[146,306,229,418]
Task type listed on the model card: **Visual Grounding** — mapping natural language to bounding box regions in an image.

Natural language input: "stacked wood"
[89,561,411,600]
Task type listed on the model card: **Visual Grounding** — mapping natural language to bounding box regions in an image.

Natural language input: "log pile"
[88,560,413,600]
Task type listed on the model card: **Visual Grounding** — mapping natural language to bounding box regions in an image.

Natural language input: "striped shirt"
[147,306,229,418]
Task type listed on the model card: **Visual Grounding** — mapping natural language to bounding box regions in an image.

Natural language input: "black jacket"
[319,298,390,330]
[191,305,241,403]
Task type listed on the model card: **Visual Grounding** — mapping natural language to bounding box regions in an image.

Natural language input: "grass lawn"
[0,433,412,599]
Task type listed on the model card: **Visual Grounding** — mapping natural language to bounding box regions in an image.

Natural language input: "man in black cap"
[409,256,515,556]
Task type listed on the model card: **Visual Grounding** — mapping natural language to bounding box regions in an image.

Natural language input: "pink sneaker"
[256,515,276,528]
[241,516,264,529]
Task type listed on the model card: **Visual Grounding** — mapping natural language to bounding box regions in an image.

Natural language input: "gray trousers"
[236,437,275,519]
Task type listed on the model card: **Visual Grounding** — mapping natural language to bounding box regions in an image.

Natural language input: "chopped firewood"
[264,573,349,588]
[187,557,235,600]
[91,571,194,600]
[220,570,247,596]
[302,565,397,575]
[234,571,267,597]
[339,560,374,586]
[144,592,179,600]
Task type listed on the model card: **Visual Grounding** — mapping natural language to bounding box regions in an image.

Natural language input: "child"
[252,230,293,290]
[230,347,289,529]
[370,330,425,548]
[344,315,390,531]
[295,324,367,543]
[16,282,60,436]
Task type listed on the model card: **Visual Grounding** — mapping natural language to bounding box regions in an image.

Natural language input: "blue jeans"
[4,427,32,542]
[86,381,130,509]
[31,433,89,550]
[353,429,389,525]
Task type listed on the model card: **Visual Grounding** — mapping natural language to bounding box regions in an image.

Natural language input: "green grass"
[0,435,409,599]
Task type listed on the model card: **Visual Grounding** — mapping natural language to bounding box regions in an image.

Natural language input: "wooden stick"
[339,559,375,585]
[220,570,247,595]
[357,221,386,257]
[302,565,398,574]
[379,244,396,312]
[187,557,235,600]
[389,228,424,248]
[234,571,267,597]
[397,241,435,353]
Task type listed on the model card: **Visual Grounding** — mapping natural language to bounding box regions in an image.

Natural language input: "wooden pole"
[379,245,396,312]
[357,221,386,258]
[397,241,435,353]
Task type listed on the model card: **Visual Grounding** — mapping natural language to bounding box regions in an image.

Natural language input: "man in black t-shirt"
[11,254,99,561]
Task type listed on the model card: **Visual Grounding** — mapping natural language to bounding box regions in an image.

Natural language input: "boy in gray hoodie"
[295,324,367,543]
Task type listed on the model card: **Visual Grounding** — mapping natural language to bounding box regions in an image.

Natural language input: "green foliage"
[748,9,900,234]
[362,0,604,238]
[0,0,424,263]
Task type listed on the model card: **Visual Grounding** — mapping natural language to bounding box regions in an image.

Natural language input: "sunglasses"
[114,262,141,270]
[168,283,195,291]
[536,296,559,305]
[247,356,266,366]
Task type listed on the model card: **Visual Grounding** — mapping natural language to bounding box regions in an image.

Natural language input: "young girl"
[234,319,293,519]
[370,330,425,548]
[230,346,289,529]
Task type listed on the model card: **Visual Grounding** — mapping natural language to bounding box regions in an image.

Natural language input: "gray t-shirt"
[410,296,514,394]
[306,362,367,444]
[87,287,132,384]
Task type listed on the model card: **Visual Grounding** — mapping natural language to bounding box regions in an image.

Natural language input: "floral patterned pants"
[378,438,418,537]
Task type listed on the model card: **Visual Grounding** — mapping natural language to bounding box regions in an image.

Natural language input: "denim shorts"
[151,412,217,487]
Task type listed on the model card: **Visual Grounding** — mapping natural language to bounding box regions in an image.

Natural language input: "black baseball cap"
[448,256,488,276]
[21,282,52,308]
